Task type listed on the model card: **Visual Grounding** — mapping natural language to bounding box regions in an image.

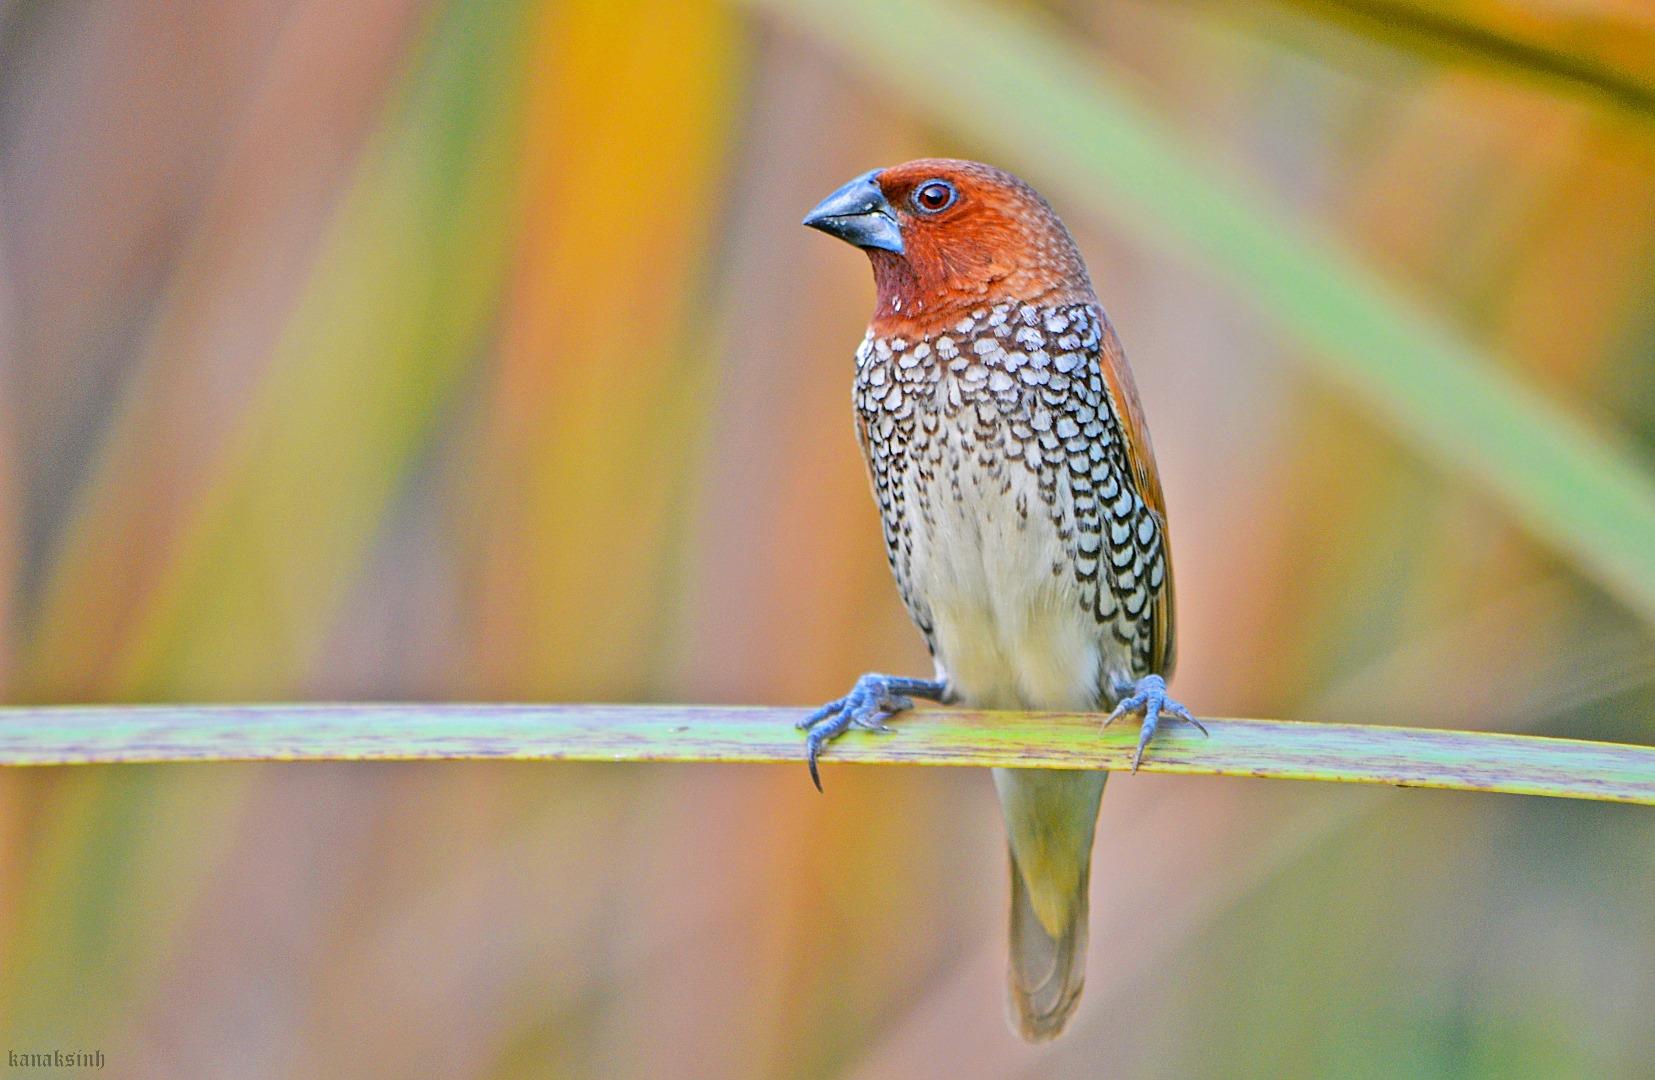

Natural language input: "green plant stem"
[0,704,1649,805]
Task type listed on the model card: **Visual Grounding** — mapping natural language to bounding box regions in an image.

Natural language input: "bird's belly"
[901,418,1108,712]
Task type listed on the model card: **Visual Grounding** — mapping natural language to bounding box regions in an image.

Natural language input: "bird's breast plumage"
[853,300,1169,711]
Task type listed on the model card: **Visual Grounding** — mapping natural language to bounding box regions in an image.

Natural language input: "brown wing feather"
[1095,319,1175,679]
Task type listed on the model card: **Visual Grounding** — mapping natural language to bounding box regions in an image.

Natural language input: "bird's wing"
[1095,316,1175,680]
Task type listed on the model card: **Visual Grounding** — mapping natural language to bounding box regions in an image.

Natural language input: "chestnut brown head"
[804,158,1094,330]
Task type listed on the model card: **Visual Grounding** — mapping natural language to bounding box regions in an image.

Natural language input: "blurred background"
[1,0,1653,1076]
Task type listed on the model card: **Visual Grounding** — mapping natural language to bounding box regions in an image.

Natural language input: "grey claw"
[1104,674,1201,770]
[798,675,947,790]
[1130,701,1160,772]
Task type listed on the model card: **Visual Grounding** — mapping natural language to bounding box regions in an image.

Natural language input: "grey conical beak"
[802,169,904,255]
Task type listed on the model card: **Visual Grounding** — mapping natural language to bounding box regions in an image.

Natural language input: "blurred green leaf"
[0,767,247,1052]
[1237,0,1655,119]
[109,0,536,697]
[753,0,1655,624]
[0,704,1651,804]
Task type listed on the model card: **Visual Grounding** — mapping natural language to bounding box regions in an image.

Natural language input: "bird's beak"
[802,169,904,255]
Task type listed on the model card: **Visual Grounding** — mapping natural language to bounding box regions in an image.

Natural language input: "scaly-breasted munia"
[800,159,1201,1041]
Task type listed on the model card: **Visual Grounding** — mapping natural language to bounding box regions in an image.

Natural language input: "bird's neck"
[865,252,1094,338]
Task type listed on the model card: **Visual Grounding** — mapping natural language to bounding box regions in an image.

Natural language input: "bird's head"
[803,158,1094,332]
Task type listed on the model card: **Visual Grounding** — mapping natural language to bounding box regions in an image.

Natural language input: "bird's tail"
[992,767,1107,1041]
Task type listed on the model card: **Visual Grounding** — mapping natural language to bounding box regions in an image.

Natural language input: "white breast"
[901,406,1114,712]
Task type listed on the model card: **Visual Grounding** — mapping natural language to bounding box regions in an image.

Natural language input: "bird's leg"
[798,674,948,791]
[1104,674,1207,772]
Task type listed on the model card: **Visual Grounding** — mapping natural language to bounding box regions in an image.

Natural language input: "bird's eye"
[911,180,957,214]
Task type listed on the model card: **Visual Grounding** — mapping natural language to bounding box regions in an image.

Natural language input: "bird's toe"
[1107,673,1202,769]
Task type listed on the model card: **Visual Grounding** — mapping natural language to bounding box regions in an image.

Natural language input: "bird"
[799,159,1202,1041]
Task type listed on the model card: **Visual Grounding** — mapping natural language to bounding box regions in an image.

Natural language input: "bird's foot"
[1104,674,1207,772]
[798,674,947,792]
